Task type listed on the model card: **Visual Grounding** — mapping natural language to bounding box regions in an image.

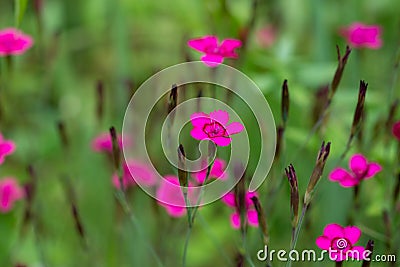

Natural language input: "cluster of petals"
[187,35,241,67]
[0,177,24,213]
[340,22,382,49]
[222,191,259,229]
[0,27,33,56]
[112,159,157,189]
[192,158,227,184]
[329,154,381,187]
[0,133,16,165]
[190,110,244,147]
[91,132,123,153]
[316,223,366,261]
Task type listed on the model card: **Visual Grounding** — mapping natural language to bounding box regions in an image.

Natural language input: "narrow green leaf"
[15,0,29,27]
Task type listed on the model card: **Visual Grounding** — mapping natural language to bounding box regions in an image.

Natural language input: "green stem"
[287,204,308,267]
[115,191,164,267]
[182,226,192,267]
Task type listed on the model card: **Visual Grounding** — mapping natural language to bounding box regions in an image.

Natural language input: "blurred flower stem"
[182,142,215,267]
[109,127,164,267]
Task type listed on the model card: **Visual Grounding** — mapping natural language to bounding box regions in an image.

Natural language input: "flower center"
[331,237,351,251]
[203,121,226,138]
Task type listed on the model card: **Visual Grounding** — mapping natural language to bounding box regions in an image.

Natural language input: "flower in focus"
[392,121,400,141]
[0,133,16,165]
[0,177,24,213]
[340,23,382,49]
[190,110,244,147]
[222,191,259,229]
[156,176,193,217]
[0,28,33,56]
[329,154,381,187]
[112,159,157,189]
[187,35,242,67]
[192,158,227,184]
[316,223,365,261]
[91,132,123,153]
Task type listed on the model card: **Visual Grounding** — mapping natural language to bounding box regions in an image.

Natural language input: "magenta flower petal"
[126,160,157,187]
[209,110,230,125]
[0,28,33,56]
[350,246,366,260]
[187,35,218,53]
[226,122,244,135]
[212,136,231,146]
[230,212,241,229]
[210,158,226,179]
[164,204,186,217]
[247,209,259,227]
[344,226,361,244]
[201,54,224,67]
[0,177,24,213]
[222,192,236,207]
[219,39,242,58]
[349,154,368,176]
[329,168,352,182]
[190,112,209,127]
[339,177,360,188]
[341,23,382,49]
[91,132,123,153]
[329,250,346,262]
[316,236,331,250]
[190,128,209,141]
[323,224,344,239]
[365,163,382,179]
[392,121,400,141]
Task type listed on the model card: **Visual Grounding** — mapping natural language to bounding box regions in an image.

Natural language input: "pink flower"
[316,223,366,261]
[222,191,259,229]
[112,159,157,189]
[340,23,382,49]
[192,158,227,184]
[156,176,193,217]
[190,110,244,147]
[392,121,400,141]
[0,28,33,56]
[0,177,24,213]
[187,35,242,67]
[0,133,16,165]
[329,154,381,187]
[91,132,123,153]
[256,25,277,48]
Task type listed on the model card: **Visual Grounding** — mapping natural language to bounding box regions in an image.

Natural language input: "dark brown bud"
[57,121,69,148]
[281,79,289,126]
[96,80,104,122]
[285,164,299,228]
[330,45,351,98]
[250,196,269,245]
[350,81,368,139]
[109,127,121,173]
[177,144,188,188]
[305,141,331,205]
[167,84,178,123]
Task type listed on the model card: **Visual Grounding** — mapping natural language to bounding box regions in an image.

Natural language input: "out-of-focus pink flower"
[0,177,24,213]
[112,159,157,189]
[340,23,382,49]
[222,191,259,229]
[329,154,381,188]
[392,121,400,141]
[190,110,244,147]
[156,176,193,217]
[192,158,227,184]
[91,132,123,153]
[0,133,16,165]
[187,35,242,67]
[256,25,277,48]
[316,223,365,261]
[0,28,33,56]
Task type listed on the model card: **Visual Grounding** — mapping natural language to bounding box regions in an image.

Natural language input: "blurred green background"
[0,0,399,266]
